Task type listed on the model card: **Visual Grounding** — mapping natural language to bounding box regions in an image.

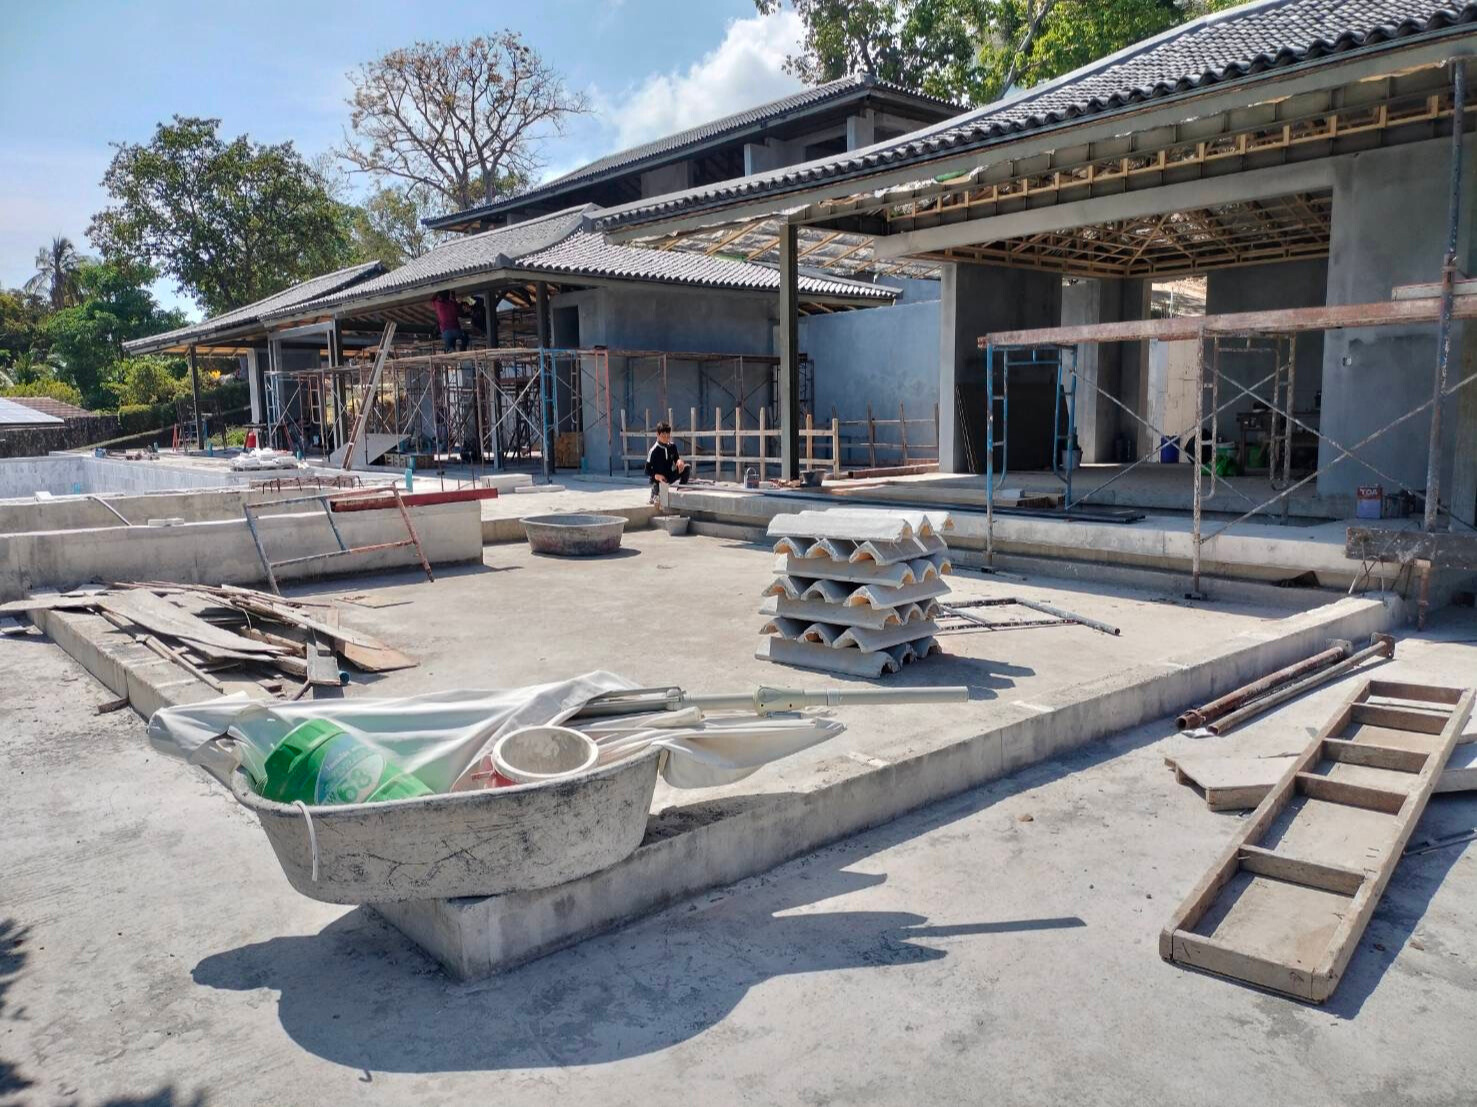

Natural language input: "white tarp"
[147,670,844,793]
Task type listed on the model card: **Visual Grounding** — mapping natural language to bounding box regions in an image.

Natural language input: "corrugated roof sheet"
[426,73,963,229]
[282,205,893,318]
[0,397,64,426]
[598,0,1477,230]
[123,261,385,353]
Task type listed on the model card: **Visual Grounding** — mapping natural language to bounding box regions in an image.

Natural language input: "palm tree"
[24,236,87,311]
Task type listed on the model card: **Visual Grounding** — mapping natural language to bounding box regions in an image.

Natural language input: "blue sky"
[0,0,806,319]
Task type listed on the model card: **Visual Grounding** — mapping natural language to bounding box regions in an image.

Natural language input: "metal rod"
[1425,61,1467,533]
[1010,596,1120,636]
[1177,641,1351,729]
[1206,635,1396,735]
[985,343,996,568]
[86,495,132,526]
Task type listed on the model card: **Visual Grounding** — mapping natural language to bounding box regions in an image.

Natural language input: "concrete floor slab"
[3,609,1474,1104]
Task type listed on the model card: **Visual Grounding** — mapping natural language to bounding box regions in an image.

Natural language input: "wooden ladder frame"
[1161,678,1474,1002]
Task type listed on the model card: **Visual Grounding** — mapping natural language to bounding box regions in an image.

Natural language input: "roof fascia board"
[873,156,1339,259]
[603,33,1475,242]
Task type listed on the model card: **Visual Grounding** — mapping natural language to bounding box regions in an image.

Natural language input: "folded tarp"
[147,670,844,793]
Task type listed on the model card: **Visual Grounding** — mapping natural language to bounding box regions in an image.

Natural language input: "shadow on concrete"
[185,714,1179,1076]
[1321,794,1477,1020]
[0,918,32,1099]
[529,547,641,562]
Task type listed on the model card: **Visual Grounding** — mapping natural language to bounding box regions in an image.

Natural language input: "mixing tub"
[521,513,627,556]
[230,746,661,904]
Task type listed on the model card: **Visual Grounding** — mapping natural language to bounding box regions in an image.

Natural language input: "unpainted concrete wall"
[940,263,1062,472]
[0,499,482,601]
[1206,258,1327,421]
[0,456,241,500]
[1320,134,1475,503]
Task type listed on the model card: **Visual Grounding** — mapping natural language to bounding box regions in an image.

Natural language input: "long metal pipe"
[1204,635,1396,736]
[1177,641,1350,729]
[1425,61,1467,532]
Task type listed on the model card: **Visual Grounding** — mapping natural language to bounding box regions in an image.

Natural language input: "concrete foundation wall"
[0,455,242,500]
[0,499,482,601]
[1320,134,1475,504]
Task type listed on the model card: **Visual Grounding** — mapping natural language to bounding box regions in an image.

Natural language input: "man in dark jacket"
[644,421,690,502]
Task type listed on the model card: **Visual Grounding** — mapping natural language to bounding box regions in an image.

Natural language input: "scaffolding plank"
[1161,678,1474,1002]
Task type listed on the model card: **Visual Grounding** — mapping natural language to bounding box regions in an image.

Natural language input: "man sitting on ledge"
[644,421,691,503]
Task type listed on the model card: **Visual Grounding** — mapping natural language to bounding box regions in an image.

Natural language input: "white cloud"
[599,10,805,151]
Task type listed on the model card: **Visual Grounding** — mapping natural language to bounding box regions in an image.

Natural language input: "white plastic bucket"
[492,725,599,785]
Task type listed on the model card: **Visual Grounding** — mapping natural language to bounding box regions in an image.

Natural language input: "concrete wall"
[1320,133,1475,505]
[1062,277,1147,463]
[939,263,1062,472]
[1206,258,1327,423]
[800,298,940,462]
[0,498,482,601]
[0,456,241,500]
[569,284,779,474]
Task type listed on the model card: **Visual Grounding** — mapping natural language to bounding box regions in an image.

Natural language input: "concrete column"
[245,350,262,425]
[743,139,787,176]
[846,110,876,151]
[778,223,800,480]
[639,161,693,199]
[1319,133,1476,503]
[1451,338,1477,527]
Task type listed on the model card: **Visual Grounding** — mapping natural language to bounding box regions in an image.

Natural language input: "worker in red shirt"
[432,291,468,352]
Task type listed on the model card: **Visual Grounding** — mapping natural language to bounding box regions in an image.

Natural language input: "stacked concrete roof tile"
[757,508,954,677]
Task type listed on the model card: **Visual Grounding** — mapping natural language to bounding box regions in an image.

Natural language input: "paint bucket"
[255,718,433,806]
[491,725,599,786]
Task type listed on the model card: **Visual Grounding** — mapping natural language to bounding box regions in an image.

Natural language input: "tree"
[0,288,49,365]
[88,116,354,316]
[337,34,590,212]
[755,1,992,104]
[349,186,436,268]
[116,355,187,406]
[758,0,1243,106]
[43,260,187,407]
[24,236,89,311]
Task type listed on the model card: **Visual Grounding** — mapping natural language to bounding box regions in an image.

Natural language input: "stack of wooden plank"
[756,508,954,677]
[0,582,415,703]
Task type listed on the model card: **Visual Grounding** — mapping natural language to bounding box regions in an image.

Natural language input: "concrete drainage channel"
[25,570,1404,979]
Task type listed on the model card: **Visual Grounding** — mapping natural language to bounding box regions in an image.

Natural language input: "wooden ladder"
[1161,678,1474,1002]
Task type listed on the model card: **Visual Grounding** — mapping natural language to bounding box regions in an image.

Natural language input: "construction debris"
[3,581,416,702]
[757,509,953,676]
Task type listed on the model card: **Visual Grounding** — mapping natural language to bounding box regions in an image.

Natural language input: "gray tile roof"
[598,0,1477,231]
[425,73,964,229]
[123,261,385,353]
[279,205,894,318]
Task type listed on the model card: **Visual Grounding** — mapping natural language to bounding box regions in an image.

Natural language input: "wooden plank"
[340,641,418,673]
[305,637,342,687]
[97,591,288,660]
[1368,680,1464,705]
[1236,845,1366,897]
[1162,679,1473,1002]
[0,594,104,616]
[1351,702,1449,734]
[1295,772,1407,815]
[1322,737,1428,773]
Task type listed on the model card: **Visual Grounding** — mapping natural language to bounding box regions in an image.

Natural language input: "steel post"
[1425,61,1467,532]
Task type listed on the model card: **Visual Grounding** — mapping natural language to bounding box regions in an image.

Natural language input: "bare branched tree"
[337,33,590,214]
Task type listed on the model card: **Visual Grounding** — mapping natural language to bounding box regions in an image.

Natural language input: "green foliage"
[224,425,250,447]
[0,378,85,408]
[41,260,186,408]
[757,0,1245,106]
[89,116,354,316]
[116,355,187,406]
[349,186,435,268]
[23,236,90,312]
[0,288,50,367]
